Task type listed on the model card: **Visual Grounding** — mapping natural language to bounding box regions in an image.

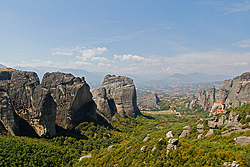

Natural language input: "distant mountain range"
[146,72,231,86]
[0,63,7,68]
[1,65,232,90]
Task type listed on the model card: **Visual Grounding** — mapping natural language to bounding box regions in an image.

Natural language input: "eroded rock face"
[0,91,20,136]
[137,92,160,107]
[41,72,97,128]
[31,85,56,136]
[189,72,250,113]
[0,69,56,137]
[92,75,141,118]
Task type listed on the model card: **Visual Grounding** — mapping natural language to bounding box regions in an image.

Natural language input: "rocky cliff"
[0,69,98,136]
[0,69,56,137]
[137,92,160,108]
[92,75,141,119]
[41,72,97,128]
[189,72,250,114]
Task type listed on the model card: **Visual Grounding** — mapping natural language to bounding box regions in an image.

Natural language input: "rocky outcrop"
[197,124,204,133]
[234,136,250,145]
[137,92,160,107]
[0,69,99,137]
[166,138,179,154]
[179,126,191,138]
[143,134,150,141]
[41,72,97,128]
[166,131,173,138]
[0,91,20,136]
[108,145,116,151]
[188,72,250,114]
[140,145,147,152]
[0,69,56,137]
[92,75,141,118]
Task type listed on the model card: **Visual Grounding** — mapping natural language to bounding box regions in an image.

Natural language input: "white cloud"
[76,47,108,61]
[52,52,73,56]
[202,1,250,15]
[114,54,151,62]
[227,62,248,67]
[233,40,250,48]
[91,56,110,62]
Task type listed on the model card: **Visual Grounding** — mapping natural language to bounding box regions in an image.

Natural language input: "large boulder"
[197,124,204,133]
[41,72,97,128]
[92,75,141,118]
[179,126,191,138]
[234,136,250,145]
[166,138,179,154]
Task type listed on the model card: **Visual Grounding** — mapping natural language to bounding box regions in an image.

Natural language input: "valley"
[0,68,250,166]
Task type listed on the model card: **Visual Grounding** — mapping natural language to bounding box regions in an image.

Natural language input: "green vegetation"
[1,101,250,166]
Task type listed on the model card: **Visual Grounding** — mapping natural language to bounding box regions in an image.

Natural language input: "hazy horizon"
[1,1,250,78]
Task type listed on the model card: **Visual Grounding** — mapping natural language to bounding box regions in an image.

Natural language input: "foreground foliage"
[1,104,250,166]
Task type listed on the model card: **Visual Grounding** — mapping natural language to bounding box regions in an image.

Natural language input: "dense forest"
[1,98,250,166]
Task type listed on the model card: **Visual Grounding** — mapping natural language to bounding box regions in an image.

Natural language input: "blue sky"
[0,0,250,79]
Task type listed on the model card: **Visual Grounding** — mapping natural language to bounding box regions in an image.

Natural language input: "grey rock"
[166,138,179,154]
[166,131,174,138]
[137,92,160,108]
[166,144,176,154]
[42,72,97,128]
[151,145,157,152]
[108,145,116,151]
[234,136,250,145]
[92,75,141,118]
[168,138,179,145]
[31,85,57,137]
[208,121,217,129]
[143,135,150,142]
[191,72,250,113]
[197,134,203,139]
[92,87,114,118]
[197,124,204,133]
[179,126,191,138]
[222,128,250,137]
[223,162,232,166]
[0,69,56,137]
[0,91,20,136]
[79,154,91,161]
[218,115,227,127]
[205,129,214,137]
[141,145,147,152]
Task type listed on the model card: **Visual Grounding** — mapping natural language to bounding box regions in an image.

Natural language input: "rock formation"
[0,69,100,137]
[179,126,191,138]
[234,136,250,145]
[0,91,20,136]
[92,75,141,119]
[188,72,250,114]
[166,138,179,154]
[166,131,173,138]
[197,124,204,133]
[0,69,56,137]
[41,72,97,128]
[137,92,160,108]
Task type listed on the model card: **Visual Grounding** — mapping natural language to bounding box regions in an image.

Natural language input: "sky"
[0,0,250,79]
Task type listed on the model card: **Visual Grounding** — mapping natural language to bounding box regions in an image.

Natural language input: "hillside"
[1,103,250,166]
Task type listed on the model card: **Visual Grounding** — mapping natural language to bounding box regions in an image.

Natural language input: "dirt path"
[141,110,174,115]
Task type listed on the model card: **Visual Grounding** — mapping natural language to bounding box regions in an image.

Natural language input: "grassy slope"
[1,104,250,166]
